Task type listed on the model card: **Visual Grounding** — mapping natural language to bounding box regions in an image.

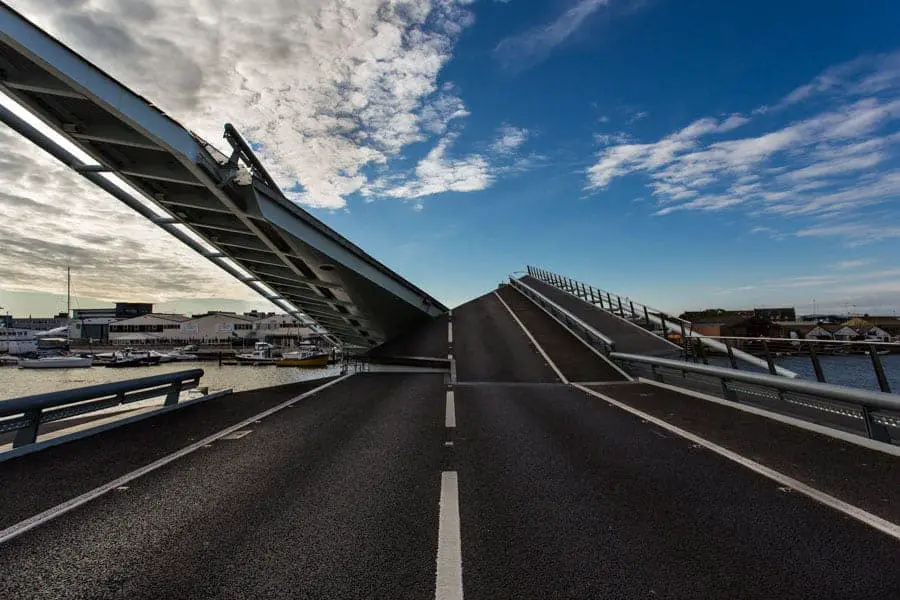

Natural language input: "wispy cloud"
[795,223,900,246]
[830,259,874,270]
[585,51,900,241]
[627,110,649,123]
[711,268,900,314]
[366,134,491,201]
[491,124,530,154]
[494,0,610,71]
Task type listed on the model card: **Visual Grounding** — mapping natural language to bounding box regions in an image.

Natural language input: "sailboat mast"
[67,266,71,318]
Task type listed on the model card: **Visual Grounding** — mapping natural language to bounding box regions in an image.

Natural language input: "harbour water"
[707,354,900,393]
[0,361,343,402]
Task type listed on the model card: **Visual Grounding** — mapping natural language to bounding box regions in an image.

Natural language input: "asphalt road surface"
[1,290,898,599]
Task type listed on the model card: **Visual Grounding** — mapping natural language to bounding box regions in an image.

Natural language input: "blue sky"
[2,0,900,318]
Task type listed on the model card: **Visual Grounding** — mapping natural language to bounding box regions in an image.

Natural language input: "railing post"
[721,378,739,402]
[606,292,613,312]
[650,364,663,382]
[868,344,892,393]
[617,297,625,317]
[808,341,826,383]
[12,409,42,448]
[164,380,183,406]
[761,340,777,376]
[643,305,651,328]
[695,338,709,365]
[659,313,668,341]
[861,405,892,443]
[629,301,637,319]
[725,339,738,370]
[680,322,690,360]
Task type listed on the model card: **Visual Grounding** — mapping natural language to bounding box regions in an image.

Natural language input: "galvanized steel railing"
[611,353,900,443]
[526,266,801,377]
[0,369,203,448]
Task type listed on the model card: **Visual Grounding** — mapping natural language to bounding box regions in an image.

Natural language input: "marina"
[0,360,341,402]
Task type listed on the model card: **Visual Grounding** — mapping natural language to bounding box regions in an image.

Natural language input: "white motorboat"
[148,350,176,364]
[236,342,278,365]
[166,347,199,361]
[19,355,93,369]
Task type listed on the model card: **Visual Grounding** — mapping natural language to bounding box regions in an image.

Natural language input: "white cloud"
[0,0,504,306]
[491,125,530,154]
[6,0,478,210]
[0,125,268,306]
[585,54,900,230]
[627,110,649,123]
[773,51,900,110]
[795,223,900,246]
[830,259,874,270]
[373,135,491,200]
[494,0,610,70]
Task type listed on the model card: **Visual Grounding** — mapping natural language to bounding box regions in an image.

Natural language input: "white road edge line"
[510,283,631,380]
[493,290,568,384]
[0,373,355,546]
[445,390,456,428]
[572,382,900,542]
[638,378,900,458]
[435,471,463,600]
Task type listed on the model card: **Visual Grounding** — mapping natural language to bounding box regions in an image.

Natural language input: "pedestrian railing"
[611,353,900,443]
[524,266,798,377]
[0,369,204,448]
[686,335,897,393]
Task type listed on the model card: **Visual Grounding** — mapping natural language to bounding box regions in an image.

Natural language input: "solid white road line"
[435,471,463,600]
[511,285,631,380]
[448,320,453,344]
[445,390,456,428]
[572,382,900,542]
[0,374,355,546]
[638,378,900,458]
[493,291,568,384]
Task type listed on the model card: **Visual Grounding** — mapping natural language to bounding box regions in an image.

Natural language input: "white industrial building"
[107,311,321,345]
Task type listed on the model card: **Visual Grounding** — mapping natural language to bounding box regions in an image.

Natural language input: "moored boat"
[105,349,161,368]
[276,350,329,368]
[19,355,93,369]
[235,342,278,365]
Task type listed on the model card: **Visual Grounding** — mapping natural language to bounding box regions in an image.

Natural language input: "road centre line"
[435,471,463,600]
[446,390,456,428]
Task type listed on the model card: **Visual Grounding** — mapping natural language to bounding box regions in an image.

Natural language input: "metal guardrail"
[0,369,203,448]
[694,335,897,393]
[508,277,617,355]
[611,352,900,443]
[526,266,801,377]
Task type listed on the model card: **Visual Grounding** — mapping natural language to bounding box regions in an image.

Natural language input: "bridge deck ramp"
[0,374,445,599]
[496,285,625,382]
[454,292,559,382]
[365,314,449,359]
[585,381,900,523]
[521,275,681,358]
[0,377,338,530]
[455,384,900,599]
